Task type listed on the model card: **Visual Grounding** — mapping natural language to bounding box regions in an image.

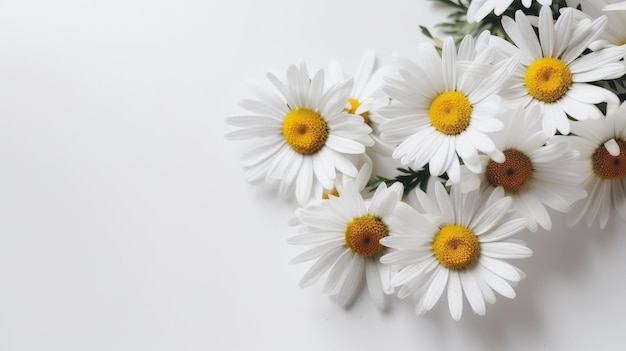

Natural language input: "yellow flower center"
[432,225,480,270]
[322,188,339,199]
[282,108,329,155]
[344,214,389,257]
[486,149,534,192]
[344,98,370,124]
[429,91,473,135]
[592,140,626,179]
[524,57,572,103]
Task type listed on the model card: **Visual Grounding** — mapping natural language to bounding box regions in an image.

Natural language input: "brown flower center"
[592,140,626,179]
[344,215,389,257]
[486,149,533,192]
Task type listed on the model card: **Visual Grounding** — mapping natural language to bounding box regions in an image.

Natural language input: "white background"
[1,0,625,350]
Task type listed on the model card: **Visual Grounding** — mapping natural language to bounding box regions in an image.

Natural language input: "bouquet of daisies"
[225,0,626,320]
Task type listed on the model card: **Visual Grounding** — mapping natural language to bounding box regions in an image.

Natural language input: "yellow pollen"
[322,188,340,199]
[432,225,480,270]
[282,108,329,155]
[344,214,389,257]
[344,98,370,124]
[524,57,572,103]
[486,149,534,193]
[592,140,626,179]
[429,91,473,135]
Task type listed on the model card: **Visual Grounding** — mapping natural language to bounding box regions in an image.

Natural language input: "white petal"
[447,271,463,321]
[470,197,512,234]
[482,242,533,259]
[290,239,343,264]
[573,64,626,82]
[295,158,314,205]
[353,51,377,98]
[434,181,455,223]
[421,266,449,311]
[369,183,397,219]
[442,37,458,91]
[539,4,555,57]
[298,246,345,287]
[288,231,343,246]
[475,264,516,299]
[325,135,366,154]
[604,139,620,156]
[366,261,386,310]
[336,255,365,307]
[460,271,486,316]
[480,256,522,282]
[323,249,353,295]
[480,218,529,242]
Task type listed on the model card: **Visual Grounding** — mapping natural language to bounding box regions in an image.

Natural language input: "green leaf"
[367,167,440,197]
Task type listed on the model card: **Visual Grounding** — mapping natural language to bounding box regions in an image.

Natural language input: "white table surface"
[1,0,625,350]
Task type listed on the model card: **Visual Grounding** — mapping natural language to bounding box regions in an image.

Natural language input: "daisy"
[379,34,519,183]
[287,182,410,309]
[498,5,626,136]
[567,0,626,54]
[467,0,552,23]
[325,51,391,132]
[380,182,532,320]
[553,101,626,229]
[457,105,587,231]
[225,62,374,205]
[325,51,400,177]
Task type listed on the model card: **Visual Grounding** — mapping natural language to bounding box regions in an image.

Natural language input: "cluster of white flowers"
[226,1,626,320]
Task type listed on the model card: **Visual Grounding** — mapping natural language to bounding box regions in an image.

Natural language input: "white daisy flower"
[288,182,409,309]
[552,101,626,229]
[467,0,552,23]
[499,5,626,136]
[225,62,374,205]
[380,182,532,320]
[326,51,391,132]
[325,51,400,178]
[379,34,519,184]
[457,105,587,231]
[567,0,626,54]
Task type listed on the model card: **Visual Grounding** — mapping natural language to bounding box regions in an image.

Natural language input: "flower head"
[288,182,410,309]
[498,5,626,136]
[325,52,400,175]
[226,62,374,205]
[381,182,532,320]
[553,101,626,228]
[325,51,391,127]
[457,105,587,231]
[379,33,518,183]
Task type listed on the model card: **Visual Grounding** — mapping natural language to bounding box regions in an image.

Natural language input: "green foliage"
[367,167,440,197]
[597,77,626,104]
